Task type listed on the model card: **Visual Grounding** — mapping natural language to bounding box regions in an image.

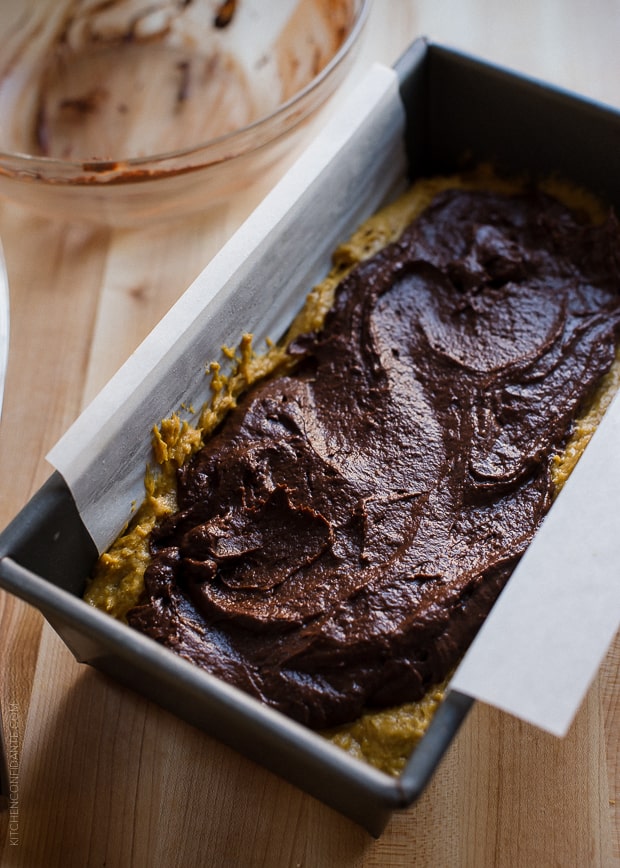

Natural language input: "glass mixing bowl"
[0,0,370,224]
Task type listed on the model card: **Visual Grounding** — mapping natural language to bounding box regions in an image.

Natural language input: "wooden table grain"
[1,2,619,866]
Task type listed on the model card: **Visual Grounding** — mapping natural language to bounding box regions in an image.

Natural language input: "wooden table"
[0,2,618,865]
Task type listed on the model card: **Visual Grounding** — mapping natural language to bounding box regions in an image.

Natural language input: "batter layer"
[85,169,620,768]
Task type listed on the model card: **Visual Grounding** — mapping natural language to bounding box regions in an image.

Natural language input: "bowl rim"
[0,0,372,176]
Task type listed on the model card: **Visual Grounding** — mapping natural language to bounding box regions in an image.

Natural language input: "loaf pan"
[1,38,620,836]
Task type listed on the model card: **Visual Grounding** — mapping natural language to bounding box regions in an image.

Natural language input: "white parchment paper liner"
[47,60,620,739]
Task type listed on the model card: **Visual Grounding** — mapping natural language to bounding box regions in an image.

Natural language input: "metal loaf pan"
[2,38,620,836]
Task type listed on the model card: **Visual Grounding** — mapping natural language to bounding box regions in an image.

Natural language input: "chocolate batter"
[127,187,620,729]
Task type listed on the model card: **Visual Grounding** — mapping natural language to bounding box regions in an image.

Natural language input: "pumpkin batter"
[84,167,620,772]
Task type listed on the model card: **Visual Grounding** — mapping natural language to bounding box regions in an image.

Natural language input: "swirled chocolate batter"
[125,184,620,730]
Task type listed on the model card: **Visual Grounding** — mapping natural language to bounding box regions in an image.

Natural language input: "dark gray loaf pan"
[1,38,620,836]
